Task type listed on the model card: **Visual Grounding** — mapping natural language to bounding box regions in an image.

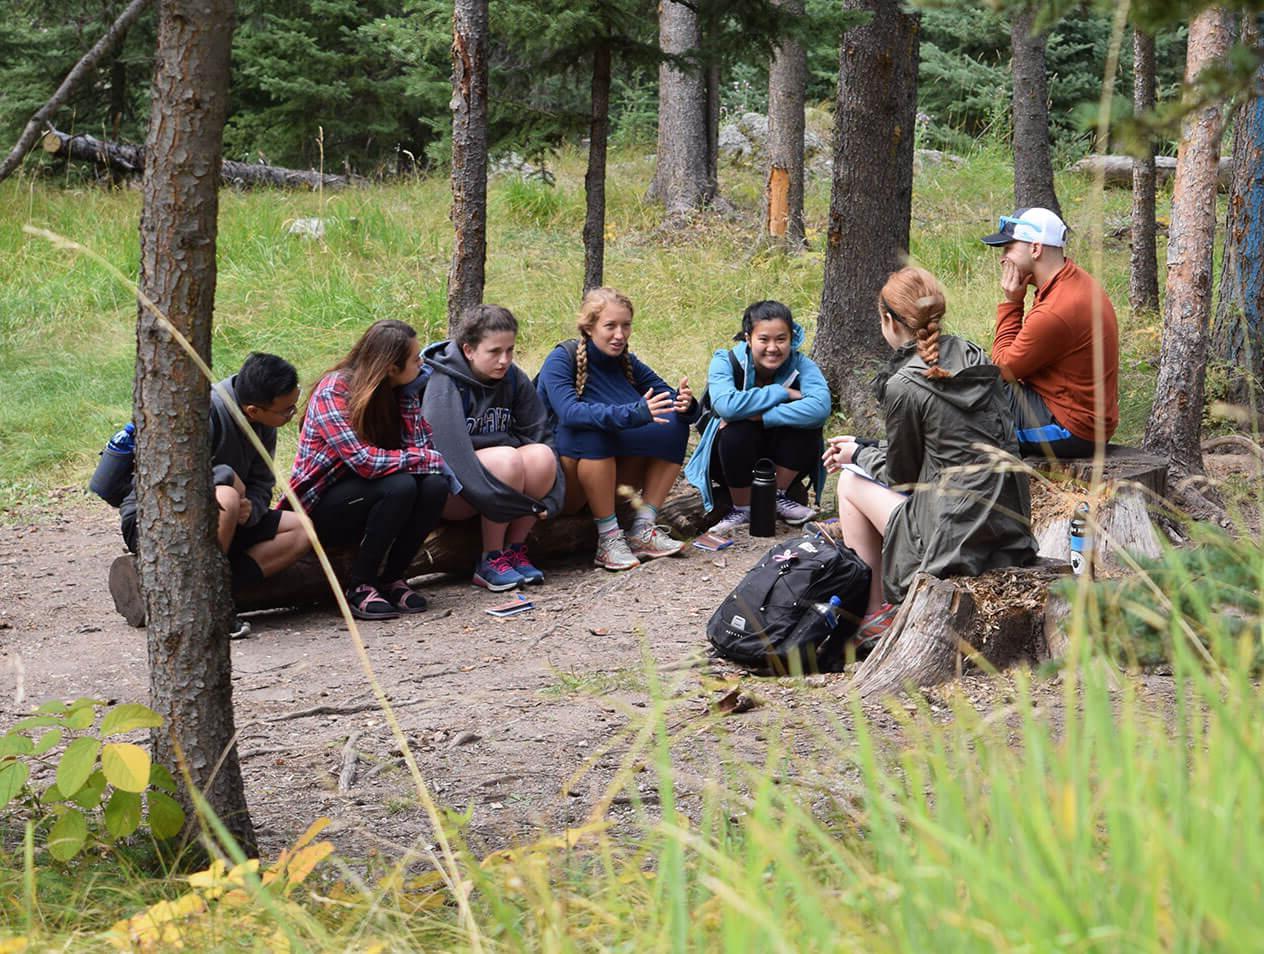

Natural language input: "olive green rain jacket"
[853,335,1037,604]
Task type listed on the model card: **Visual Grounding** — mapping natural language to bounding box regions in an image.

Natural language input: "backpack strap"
[728,349,744,390]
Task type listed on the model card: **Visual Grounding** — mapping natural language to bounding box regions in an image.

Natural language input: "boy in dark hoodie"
[421,305,564,591]
[111,352,311,629]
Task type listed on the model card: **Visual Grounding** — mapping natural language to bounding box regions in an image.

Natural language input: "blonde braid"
[575,336,589,396]
[620,353,636,388]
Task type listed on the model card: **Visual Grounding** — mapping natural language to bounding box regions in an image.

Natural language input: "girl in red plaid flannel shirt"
[290,319,451,620]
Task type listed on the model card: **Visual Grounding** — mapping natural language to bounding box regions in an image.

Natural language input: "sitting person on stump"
[420,304,564,591]
[536,287,698,571]
[685,300,831,535]
[981,207,1119,458]
[113,352,311,635]
[824,266,1037,646]
[289,319,451,621]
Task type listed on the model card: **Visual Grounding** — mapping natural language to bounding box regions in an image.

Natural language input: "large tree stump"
[1029,446,1168,571]
[850,560,1071,700]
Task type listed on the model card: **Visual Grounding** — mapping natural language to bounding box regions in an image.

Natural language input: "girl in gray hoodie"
[421,305,565,591]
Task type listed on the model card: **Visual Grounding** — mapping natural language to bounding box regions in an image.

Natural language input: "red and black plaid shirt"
[288,371,447,512]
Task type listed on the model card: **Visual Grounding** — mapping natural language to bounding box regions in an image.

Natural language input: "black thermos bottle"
[750,457,777,537]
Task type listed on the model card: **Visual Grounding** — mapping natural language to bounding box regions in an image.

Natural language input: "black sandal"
[346,583,399,620]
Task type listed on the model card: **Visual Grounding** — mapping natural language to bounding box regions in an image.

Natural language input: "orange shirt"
[991,259,1119,443]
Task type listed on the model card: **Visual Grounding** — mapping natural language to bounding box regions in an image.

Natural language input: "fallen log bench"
[229,482,714,615]
[1027,445,1169,571]
[849,560,1073,700]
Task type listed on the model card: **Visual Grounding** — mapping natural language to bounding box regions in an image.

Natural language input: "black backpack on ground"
[707,532,871,675]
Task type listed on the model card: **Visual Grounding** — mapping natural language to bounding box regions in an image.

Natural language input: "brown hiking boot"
[108,554,146,627]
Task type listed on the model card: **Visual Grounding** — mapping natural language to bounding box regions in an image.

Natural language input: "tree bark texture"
[705,61,721,200]
[813,0,919,422]
[40,128,355,189]
[1131,28,1161,315]
[135,0,255,854]
[648,0,712,216]
[765,0,806,249]
[0,0,153,184]
[1010,6,1061,216]
[1211,15,1264,406]
[583,44,612,294]
[447,0,489,333]
[1143,9,1233,480]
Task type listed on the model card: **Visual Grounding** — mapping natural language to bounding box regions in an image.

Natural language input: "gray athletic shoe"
[775,491,816,526]
[595,531,639,571]
[626,524,684,559]
[709,507,750,536]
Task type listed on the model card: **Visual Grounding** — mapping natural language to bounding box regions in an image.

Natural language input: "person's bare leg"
[215,485,240,553]
[560,457,586,515]
[774,465,800,491]
[836,471,906,614]
[470,446,526,553]
[577,458,618,517]
[506,444,557,545]
[640,457,681,509]
[245,510,310,577]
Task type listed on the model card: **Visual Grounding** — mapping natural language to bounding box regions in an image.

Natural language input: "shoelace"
[489,552,517,574]
[506,547,532,568]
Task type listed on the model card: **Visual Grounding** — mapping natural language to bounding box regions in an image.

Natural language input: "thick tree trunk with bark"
[40,128,355,189]
[1131,28,1161,315]
[765,0,806,249]
[1211,15,1264,407]
[648,0,711,216]
[447,0,489,333]
[813,0,919,421]
[705,61,721,200]
[1143,9,1233,484]
[583,44,612,294]
[135,0,255,854]
[1011,5,1061,215]
[0,0,153,184]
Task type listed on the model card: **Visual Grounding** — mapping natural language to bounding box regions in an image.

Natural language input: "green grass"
[0,139,1173,513]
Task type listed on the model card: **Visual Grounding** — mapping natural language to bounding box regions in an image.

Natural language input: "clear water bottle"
[1069,501,1091,577]
[89,422,136,507]
[750,457,777,537]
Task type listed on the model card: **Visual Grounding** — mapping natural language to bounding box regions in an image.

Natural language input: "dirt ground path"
[2,500,874,859]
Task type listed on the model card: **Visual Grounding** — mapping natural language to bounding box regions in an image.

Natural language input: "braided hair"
[878,267,951,380]
[576,287,637,396]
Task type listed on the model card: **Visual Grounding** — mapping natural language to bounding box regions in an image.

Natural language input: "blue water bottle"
[1068,502,1091,577]
[89,422,136,507]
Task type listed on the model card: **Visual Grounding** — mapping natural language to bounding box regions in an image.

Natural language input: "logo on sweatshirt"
[466,406,513,435]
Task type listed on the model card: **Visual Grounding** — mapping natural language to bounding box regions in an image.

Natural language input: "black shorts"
[121,505,282,556]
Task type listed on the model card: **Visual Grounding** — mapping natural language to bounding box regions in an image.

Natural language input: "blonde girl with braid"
[536,287,699,571]
[823,266,1036,648]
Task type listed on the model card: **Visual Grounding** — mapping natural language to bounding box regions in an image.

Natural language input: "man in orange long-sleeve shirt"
[981,207,1119,458]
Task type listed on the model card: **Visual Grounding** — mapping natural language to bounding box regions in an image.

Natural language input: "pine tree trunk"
[583,43,612,294]
[1210,15,1264,407]
[1143,8,1233,481]
[447,0,489,333]
[813,0,919,420]
[0,0,153,184]
[1130,27,1161,315]
[648,0,710,216]
[705,61,721,200]
[1010,5,1061,215]
[765,0,806,249]
[135,0,255,855]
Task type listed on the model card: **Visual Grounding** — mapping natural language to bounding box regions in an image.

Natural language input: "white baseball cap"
[981,207,1068,247]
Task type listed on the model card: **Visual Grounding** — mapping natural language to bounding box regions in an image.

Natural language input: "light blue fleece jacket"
[684,321,832,511]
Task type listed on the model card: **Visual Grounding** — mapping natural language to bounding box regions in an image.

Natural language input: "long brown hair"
[327,319,418,448]
[878,267,950,380]
[575,287,637,396]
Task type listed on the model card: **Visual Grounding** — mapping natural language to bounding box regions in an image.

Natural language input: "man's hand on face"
[1000,258,1030,304]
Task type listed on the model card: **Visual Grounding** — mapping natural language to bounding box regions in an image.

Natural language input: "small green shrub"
[497,176,563,228]
[0,699,186,861]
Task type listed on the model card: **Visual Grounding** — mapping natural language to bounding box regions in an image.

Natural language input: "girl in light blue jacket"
[685,301,832,533]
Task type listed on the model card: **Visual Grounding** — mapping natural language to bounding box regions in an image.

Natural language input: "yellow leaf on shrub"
[268,841,333,891]
[101,742,150,792]
[291,816,331,852]
[0,937,28,953]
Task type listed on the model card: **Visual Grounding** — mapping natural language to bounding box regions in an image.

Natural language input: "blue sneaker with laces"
[473,550,524,591]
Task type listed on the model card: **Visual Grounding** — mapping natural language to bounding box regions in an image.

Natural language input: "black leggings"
[310,473,447,588]
[712,418,822,489]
